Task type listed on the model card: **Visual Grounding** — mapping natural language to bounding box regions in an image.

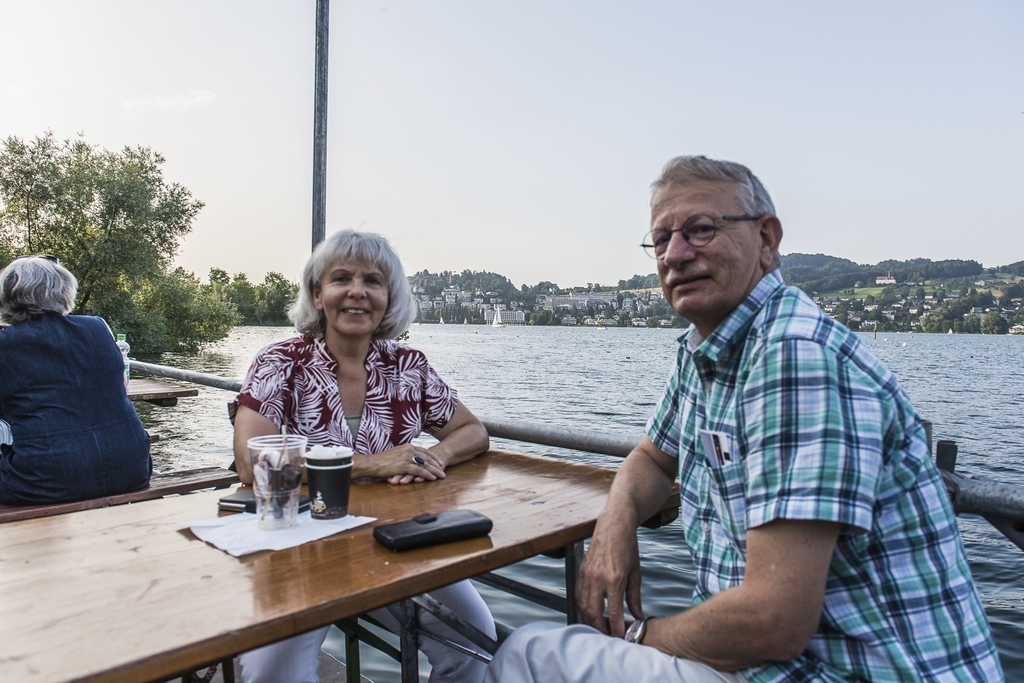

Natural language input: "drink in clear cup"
[305,445,353,520]
[248,434,308,530]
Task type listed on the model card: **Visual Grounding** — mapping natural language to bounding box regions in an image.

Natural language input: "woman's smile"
[314,262,389,342]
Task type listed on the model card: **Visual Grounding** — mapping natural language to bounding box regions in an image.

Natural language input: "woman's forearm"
[430,421,489,468]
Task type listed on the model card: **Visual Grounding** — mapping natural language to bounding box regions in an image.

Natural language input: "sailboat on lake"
[492,309,504,328]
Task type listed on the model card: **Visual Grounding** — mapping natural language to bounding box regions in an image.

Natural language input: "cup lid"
[306,445,354,461]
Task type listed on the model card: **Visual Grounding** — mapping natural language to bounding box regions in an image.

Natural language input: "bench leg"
[345,624,361,683]
[221,658,235,683]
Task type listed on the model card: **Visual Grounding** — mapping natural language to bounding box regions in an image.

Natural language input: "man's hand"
[577,517,644,637]
[575,437,677,637]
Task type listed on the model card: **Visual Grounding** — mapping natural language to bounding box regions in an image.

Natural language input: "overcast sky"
[2,1,1021,288]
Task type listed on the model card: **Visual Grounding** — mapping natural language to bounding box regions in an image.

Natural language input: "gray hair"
[289,230,416,339]
[0,257,78,324]
[652,155,780,269]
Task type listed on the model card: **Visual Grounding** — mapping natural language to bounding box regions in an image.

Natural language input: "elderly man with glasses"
[484,156,1002,682]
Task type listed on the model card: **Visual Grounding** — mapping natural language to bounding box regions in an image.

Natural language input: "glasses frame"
[641,214,764,259]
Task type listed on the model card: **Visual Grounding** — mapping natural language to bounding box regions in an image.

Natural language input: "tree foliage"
[209,268,299,326]
[779,253,985,293]
[0,132,238,353]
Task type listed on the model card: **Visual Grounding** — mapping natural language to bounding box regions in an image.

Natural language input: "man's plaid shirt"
[647,270,1002,682]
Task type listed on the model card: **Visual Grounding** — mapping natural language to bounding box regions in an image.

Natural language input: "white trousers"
[238,580,496,683]
[484,622,746,683]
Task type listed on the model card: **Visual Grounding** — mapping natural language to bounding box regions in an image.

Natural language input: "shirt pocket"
[707,460,748,549]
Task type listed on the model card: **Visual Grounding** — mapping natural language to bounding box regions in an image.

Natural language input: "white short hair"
[0,257,78,324]
[652,155,781,269]
[289,231,415,339]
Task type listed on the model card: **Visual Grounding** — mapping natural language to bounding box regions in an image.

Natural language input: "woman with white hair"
[0,255,151,504]
[231,231,494,683]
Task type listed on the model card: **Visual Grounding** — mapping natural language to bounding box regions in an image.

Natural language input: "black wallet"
[373,510,493,552]
[218,489,311,513]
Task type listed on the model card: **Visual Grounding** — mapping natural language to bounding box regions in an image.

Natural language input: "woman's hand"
[353,401,489,485]
[232,405,280,485]
[354,443,447,485]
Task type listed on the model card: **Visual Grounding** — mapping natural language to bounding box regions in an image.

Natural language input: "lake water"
[140,326,1024,680]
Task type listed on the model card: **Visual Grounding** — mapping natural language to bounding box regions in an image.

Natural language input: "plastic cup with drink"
[248,433,307,530]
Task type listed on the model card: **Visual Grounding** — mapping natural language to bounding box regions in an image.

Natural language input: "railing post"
[936,440,958,473]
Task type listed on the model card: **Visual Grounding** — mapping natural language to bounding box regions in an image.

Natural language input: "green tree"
[226,273,258,322]
[259,272,297,325]
[0,132,235,353]
[141,269,240,352]
[981,312,1009,335]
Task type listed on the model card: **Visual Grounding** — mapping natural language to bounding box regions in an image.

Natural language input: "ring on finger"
[413,456,426,465]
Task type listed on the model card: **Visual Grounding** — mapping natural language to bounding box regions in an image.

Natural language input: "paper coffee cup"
[306,445,353,520]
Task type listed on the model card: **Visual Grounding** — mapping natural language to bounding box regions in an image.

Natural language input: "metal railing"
[130,360,1024,523]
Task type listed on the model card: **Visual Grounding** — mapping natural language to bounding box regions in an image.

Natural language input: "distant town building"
[486,309,525,324]
[875,275,897,285]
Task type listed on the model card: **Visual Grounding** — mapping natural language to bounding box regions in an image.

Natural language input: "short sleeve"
[420,360,458,435]
[230,344,295,428]
[646,350,684,459]
[740,339,882,534]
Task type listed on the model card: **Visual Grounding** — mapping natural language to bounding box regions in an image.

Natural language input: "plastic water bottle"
[116,334,130,388]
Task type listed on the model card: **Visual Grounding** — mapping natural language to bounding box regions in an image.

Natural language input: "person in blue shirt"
[0,255,150,504]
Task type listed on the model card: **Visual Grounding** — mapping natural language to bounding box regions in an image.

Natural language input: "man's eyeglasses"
[641,214,763,259]
[11,254,59,265]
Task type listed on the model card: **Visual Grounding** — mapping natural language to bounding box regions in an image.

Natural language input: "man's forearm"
[577,438,678,635]
[641,519,842,670]
[600,438,676,529]
[644,583,795,670]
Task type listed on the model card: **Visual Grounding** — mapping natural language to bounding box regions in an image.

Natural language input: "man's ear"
[759,215,783,271]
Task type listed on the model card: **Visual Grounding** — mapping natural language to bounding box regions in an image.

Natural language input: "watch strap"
[624,617,648,644]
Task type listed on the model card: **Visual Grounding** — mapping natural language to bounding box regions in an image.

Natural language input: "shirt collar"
[310,333,386,370]
[683,269,786,363]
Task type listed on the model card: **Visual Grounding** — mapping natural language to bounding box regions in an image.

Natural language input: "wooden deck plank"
[127,378,199,406]
[0,467,239,523]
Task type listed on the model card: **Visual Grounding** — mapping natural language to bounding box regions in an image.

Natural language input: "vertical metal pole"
[564,540,585,624]
[311,0,329,250]
[345,629,361,683]
[397,599,420,683]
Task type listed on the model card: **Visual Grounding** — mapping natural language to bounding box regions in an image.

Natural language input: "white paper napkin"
[188,511,376,557]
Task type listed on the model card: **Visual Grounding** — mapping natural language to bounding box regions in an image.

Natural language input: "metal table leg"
[564,540,584,624]
[396,599,419,683]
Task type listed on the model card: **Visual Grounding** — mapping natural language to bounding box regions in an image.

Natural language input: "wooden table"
[0,450,677,683]
[127,378,199,407]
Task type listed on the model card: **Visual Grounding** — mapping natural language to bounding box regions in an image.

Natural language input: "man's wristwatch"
[624,617,650,644]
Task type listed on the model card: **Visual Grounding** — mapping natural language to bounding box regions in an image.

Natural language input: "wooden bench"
[127,378,199,407]
[0,466,238,523]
